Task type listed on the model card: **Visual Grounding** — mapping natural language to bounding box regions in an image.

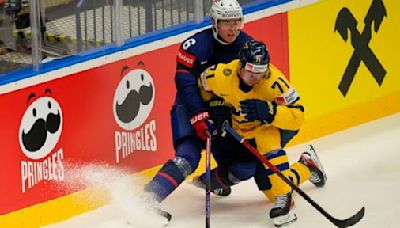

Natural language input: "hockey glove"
[190,111,216,140]
[240,99,277,124]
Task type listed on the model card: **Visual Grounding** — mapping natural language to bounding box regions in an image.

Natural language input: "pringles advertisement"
[0,49,178,214]
[0,12,289,217]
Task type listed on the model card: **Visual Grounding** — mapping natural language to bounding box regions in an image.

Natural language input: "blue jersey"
[175,28,252,116]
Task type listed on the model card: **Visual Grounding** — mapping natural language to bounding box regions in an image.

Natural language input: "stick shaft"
[222,123,364,227]
[205,135,211,228]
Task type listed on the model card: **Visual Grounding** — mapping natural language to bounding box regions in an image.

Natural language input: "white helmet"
[210,0,243,21]
[210,0,244,44]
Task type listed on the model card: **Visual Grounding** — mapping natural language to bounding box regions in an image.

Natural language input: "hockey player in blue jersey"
[141,0,253,222]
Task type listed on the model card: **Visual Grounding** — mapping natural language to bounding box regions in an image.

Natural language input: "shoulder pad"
[177,30,213,68]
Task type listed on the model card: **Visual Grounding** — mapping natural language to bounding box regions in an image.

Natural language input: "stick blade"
[333,207,365,228]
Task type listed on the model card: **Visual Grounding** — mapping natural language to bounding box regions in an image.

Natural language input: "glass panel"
[0,0,281,75]
[0,0,32,74]
[44,0,113,54]
[119,0,200,40]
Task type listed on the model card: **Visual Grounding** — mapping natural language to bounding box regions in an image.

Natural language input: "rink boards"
[287,0,400,145]
[0,0,399,227]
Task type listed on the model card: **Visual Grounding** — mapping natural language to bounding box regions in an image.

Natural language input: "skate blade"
[273,211,297,227]
[307,145,327,183]
[159,211,172,226]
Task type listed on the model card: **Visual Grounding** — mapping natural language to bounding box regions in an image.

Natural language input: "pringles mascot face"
[19,89,63,159]
[113,66,155,131]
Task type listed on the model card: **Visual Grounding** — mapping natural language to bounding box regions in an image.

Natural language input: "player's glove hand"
[190,111,217,140]
[240,99,277,124]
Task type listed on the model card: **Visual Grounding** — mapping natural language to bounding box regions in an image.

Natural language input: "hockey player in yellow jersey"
[197,40,327,227]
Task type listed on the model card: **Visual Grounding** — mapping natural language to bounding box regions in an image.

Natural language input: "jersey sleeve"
[268,67,304,130]
[199,64,224,97]
[175,34,209,116]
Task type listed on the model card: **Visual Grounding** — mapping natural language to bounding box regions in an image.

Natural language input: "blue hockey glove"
[239,99,277,124]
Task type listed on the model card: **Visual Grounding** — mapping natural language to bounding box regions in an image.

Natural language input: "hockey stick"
[221,121,365,228]
[205,133,212,228]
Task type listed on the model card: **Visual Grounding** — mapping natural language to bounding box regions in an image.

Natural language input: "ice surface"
[43,113,400,228]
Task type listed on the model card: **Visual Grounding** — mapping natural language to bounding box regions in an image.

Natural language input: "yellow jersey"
[199,59,304,138]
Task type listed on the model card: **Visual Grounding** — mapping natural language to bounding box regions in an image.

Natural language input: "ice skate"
[191,176,232,196]
[139,192,172,224]
[270,192,297,227]
[299,145,327,187]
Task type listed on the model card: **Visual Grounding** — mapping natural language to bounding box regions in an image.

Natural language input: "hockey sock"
[288,161,311,186]
[145,159,187,202]
[254,161,272,191]
[260,150,292,202]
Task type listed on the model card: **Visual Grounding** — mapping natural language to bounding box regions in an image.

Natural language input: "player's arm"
[240,71,304,131]
[198,64,223,96]
[198,65,232,136]
[270,76,304,130]
[176,36,220,140]
[175,37,208,116]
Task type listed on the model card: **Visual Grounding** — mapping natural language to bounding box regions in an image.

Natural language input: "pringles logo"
[19,89,64,193]
[113,63,157,163]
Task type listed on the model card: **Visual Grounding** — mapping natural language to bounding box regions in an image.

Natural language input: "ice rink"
[44,113,400,228]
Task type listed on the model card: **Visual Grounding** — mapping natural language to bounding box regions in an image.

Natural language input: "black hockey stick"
[221,121,365,227]
[205,133,212,228]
